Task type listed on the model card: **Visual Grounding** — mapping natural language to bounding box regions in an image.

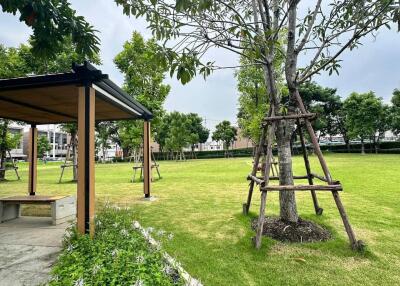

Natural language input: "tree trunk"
[361,138,365,155]
[345,138,350,153]
[276,119,299,223]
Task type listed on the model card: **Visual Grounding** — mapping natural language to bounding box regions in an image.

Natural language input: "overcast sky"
[1,1,399,131]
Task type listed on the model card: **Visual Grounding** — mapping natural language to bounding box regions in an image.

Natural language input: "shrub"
[48,206,183,286]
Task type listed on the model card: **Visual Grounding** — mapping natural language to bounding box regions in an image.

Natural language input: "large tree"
[343,92,383,154]
[114,31,171,156]
[116,0,399,224]
[212,120,237,156]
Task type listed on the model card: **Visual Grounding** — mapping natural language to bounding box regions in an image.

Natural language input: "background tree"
[114,31,171,156]
[116,0,399,224]
[0,129,22,178]
[60,123,78,180]
[186,113,209,158]
[236,56,270,144]
[37,136,51,158]
[343,92,383,154]
[391,89,400,136]
[373,104,392,153]
[212,121,237,157]
[164,112,191,161]
[95,122,118,163]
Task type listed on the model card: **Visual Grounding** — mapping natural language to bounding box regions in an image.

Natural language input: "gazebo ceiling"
[0,62,152,124]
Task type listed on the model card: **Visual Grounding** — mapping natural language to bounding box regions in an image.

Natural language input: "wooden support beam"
[262,113,315,126]
[28,124,37,196]
[261,184,343,191]
[247,174,264,185]
[249,175,309,181]
[297,120,323,216]
[143,120,151,198]
[77,86,95,236]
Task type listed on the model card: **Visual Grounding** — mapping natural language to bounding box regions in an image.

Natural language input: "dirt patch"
[251,217,331,243]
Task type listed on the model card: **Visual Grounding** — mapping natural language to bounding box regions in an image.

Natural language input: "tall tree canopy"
[1,0,99,58]
[116,0,399,223]
[114,31,171,154]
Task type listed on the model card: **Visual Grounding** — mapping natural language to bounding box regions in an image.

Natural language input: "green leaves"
[48,206,183,285]
[1,0,100,59]
[212,121,237,151]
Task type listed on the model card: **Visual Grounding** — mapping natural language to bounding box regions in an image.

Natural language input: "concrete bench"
[0,195,76,225]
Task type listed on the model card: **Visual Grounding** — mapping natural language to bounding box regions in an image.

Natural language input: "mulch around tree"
[251,217,331,243]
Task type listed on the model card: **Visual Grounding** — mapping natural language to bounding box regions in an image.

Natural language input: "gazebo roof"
[0,61,152,124]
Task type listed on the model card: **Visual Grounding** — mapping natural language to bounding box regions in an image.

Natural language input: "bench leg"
[51,197,77,225]
[0,203,20,223]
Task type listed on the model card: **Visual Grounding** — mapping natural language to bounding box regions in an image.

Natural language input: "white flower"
[132,221,140,229]
[136,255,144,264]
[111,249,119,257]
[113,222,119,228]
[74,278,84,286]
[92,264,101,275]
[121,229,129,237]
[132,279,144,286]
[146,227,154,233]
[157,230,165,236]
[67,244,74,252]
[162,265,173,275]
[167,233,174,240]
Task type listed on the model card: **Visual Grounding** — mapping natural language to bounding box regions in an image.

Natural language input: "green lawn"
[1,154,400,285]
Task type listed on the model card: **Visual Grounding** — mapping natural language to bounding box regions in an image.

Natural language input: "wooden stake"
[297,120,323,215]
[294,89,361,250]
[28,125,37,196]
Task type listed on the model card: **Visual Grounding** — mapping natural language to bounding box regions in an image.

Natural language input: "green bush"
[48,206,183,286]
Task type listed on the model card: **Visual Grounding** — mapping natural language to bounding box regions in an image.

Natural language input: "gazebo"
[0,62,153,236]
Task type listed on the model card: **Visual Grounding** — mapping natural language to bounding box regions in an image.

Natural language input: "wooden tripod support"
[131,147,161,182]
[243,90,363,251]
[58,138,78,183]
[0,150,21,180]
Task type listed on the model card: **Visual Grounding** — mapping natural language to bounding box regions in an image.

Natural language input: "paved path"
[0,217,68,286]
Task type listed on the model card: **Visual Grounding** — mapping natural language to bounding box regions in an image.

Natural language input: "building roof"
[0,61,152,124]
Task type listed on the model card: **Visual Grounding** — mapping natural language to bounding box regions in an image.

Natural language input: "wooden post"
[254,107,277,248]
[77,86,95,236]
[28,124,37,196]
[143,121,151,198]
[297,120,323,215]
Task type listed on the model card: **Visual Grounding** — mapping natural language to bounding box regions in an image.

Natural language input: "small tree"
[164,112,191,160]
[186,113,209,158]
[343,92,383,154]
[38,136,51,159]
[212,121,237,157]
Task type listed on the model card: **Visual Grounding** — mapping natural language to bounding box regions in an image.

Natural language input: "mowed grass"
[1,154,399,285]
